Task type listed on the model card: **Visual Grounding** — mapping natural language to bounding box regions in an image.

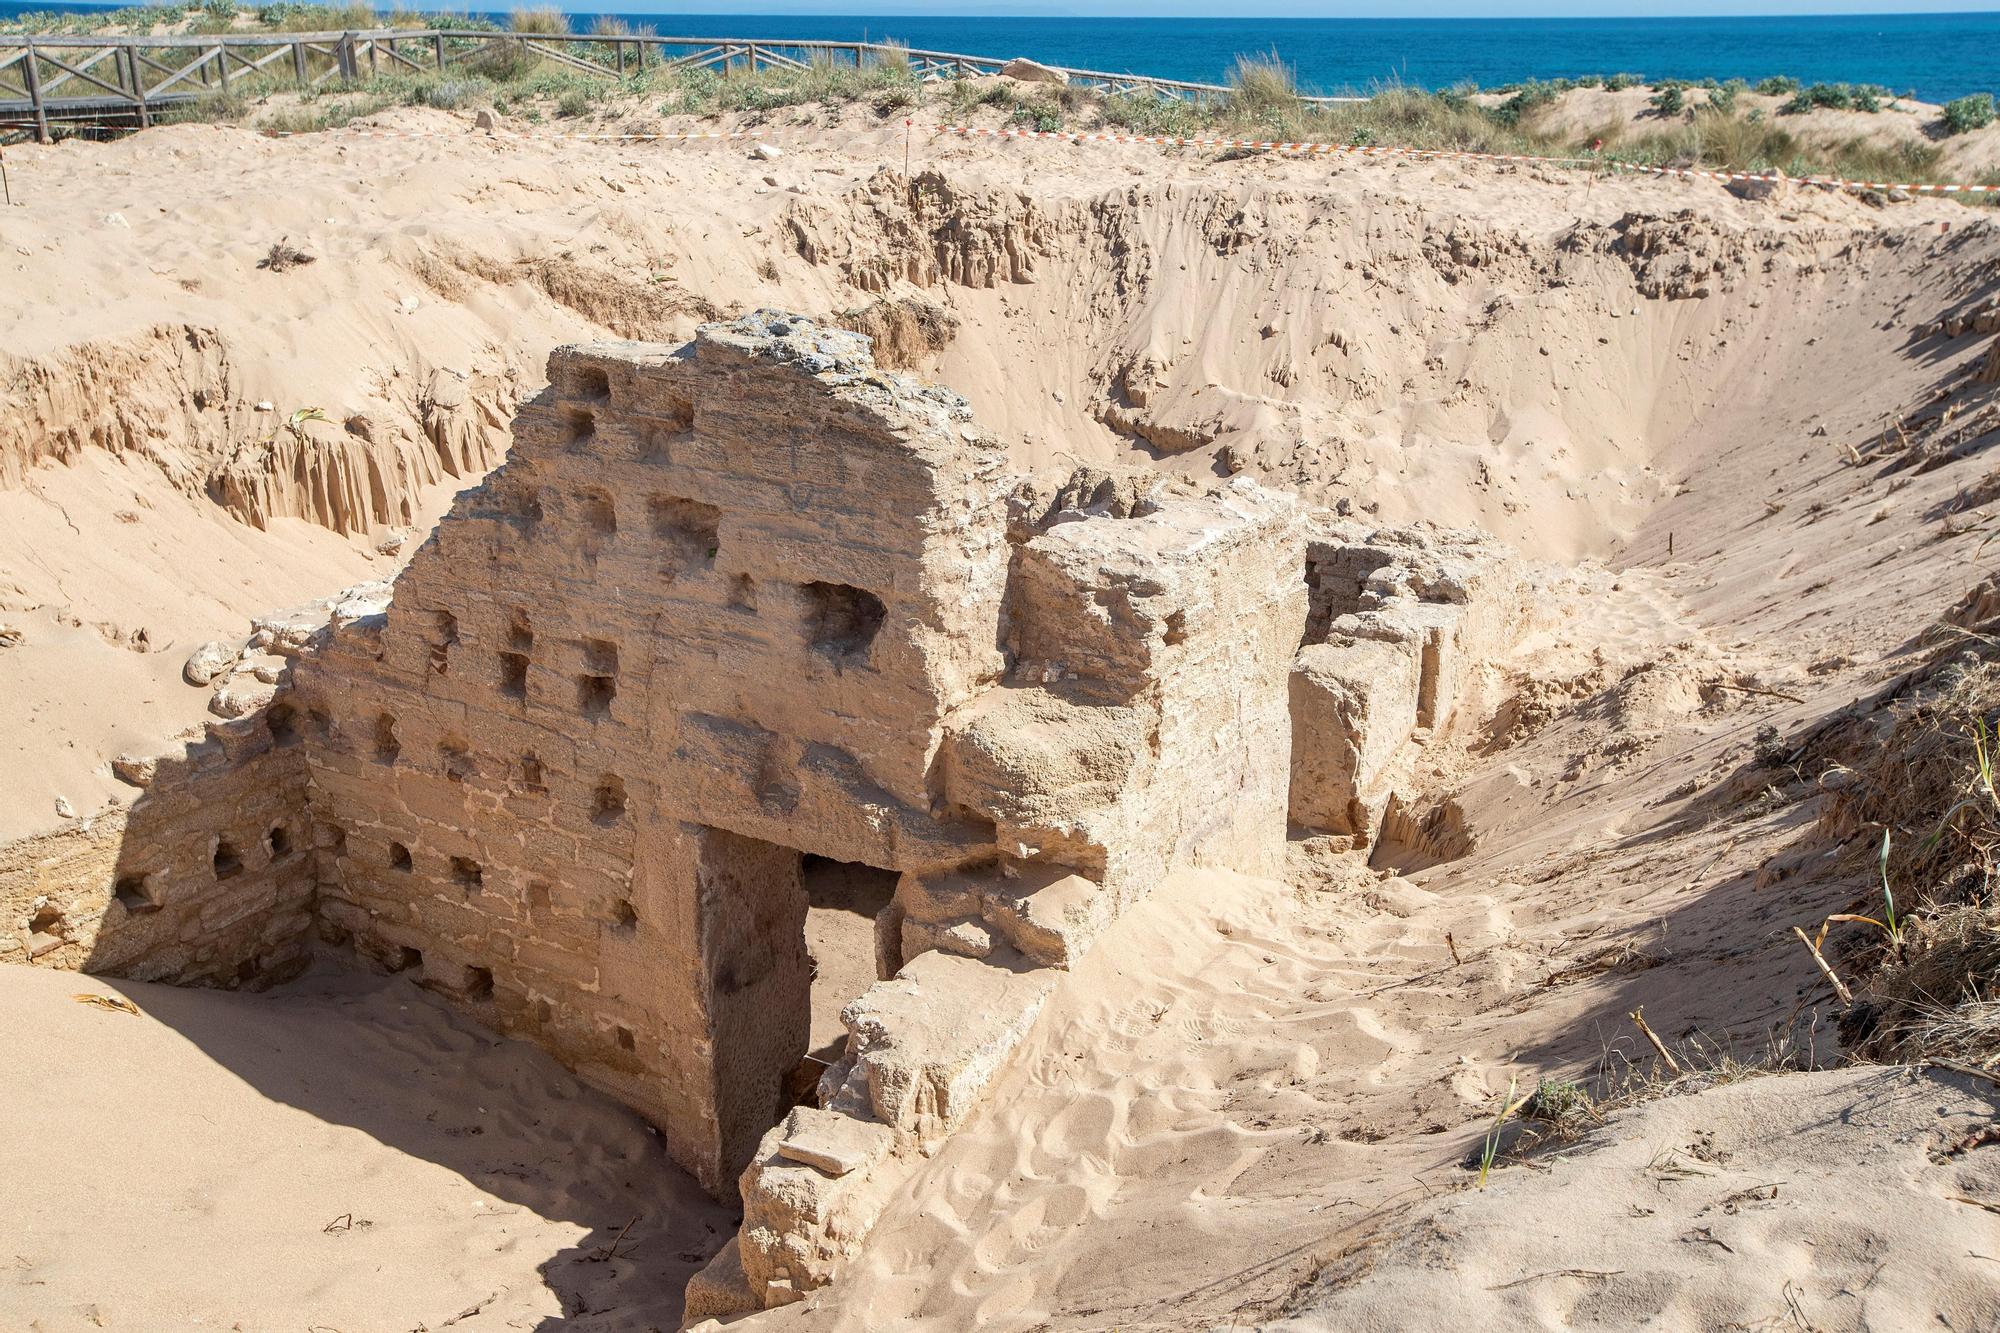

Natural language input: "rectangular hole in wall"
[450,856,482,891]
[466,965,494,1000]
[498,651,529,699]
[802,582,886,663]
[648,494,722,583]
[800,856,899,1066]
[698,829,900,1181]
[114,873,161,915]
[578,674,616,718]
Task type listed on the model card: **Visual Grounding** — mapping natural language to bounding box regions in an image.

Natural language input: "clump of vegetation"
[1,6,1985,202]
[1797,645,2000,1067]
[508,6,567,36]
[1943,92,1997,136]
[1754,75,1801,96]
[1519,1076,1597,1133]
[1489,78,1561,126]
[1779,82,1889,115]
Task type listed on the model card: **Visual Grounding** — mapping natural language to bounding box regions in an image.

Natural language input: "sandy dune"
[4,90,2000,1333]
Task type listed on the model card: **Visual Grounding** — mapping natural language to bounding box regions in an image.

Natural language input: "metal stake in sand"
[1,146,11,207]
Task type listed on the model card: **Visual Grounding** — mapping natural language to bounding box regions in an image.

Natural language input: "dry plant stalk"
[1628,1005,1682,1076]
[1791,925,1854,1004]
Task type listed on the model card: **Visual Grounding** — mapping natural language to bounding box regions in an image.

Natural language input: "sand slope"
[1275,1065,2000,1330]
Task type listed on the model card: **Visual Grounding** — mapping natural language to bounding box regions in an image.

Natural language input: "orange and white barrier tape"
[932,122,2000,196]
[162,116,1999,197]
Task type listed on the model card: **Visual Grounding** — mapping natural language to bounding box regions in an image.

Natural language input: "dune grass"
[2,6,1986,193]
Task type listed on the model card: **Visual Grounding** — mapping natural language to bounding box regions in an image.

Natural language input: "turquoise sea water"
[5,8,1997,103]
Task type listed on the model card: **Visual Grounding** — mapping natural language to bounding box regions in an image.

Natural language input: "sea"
[3,7,1997,104]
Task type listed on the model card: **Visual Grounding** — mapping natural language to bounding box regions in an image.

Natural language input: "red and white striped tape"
[932,122,2000,196]
[237,117,2000,197]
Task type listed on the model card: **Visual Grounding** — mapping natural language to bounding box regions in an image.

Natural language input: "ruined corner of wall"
[1288,515,1544,866]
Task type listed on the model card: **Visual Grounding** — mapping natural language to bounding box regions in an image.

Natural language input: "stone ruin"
[0,312,1540,1321]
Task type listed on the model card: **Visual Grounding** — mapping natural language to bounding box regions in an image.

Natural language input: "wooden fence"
[0,28,1361,142]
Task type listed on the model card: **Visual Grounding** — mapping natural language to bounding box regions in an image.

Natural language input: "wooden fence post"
[432,33,443,71]
[292,38,307,84]
[22,41,48,143]
[126,45,150,127]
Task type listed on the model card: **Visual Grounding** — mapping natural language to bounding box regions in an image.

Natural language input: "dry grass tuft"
[508,6,568,36]
[1803,643,2000,1066]
[257,237,315,272]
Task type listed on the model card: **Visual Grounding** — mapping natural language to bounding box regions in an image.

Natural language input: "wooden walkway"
[0,29,1359,142]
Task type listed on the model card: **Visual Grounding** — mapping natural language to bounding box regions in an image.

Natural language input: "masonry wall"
[1,707,317,988]
[291,318,1023,1193]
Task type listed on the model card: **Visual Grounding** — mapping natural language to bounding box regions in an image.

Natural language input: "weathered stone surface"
[774,1105,894,1177]
[681,1236,756,1324]
[1289,517,1538,847]
[1000,57,1067,84]
[1291,639,1420,836]
[182,640,235,686]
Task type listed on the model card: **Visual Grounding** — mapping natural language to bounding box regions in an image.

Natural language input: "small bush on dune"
[1491,79,1559,127]
[1943,93,1997,136]
[1010,98,1063,134]
[1649,85,1685,117]
[1779,82,1884,116]
[1603,71,1643,92]
[1754,75,1801,96]
[1097,92,1200,137]
[1707,78,1746,116]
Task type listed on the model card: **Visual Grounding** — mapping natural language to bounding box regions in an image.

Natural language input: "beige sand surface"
[0,960,731,1332]
[4,94,2000,1332]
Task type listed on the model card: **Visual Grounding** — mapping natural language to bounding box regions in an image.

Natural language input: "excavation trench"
[5,137,2000,1331]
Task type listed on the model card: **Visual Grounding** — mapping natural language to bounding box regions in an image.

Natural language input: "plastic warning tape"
[240,118,2000,195]
[931,122,2000,196]
[267,127,764,142]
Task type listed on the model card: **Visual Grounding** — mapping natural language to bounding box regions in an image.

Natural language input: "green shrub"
[1491,79,1559,125]
[1649,85,1685,117]
[1010,102,1062,133]
[1781,82,1872,114]
[1754,75,1800,96]
[1943,92,1996,135]
[555,86,594,117]
[1603,72,1643,92]
[1708,79,1745,116]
